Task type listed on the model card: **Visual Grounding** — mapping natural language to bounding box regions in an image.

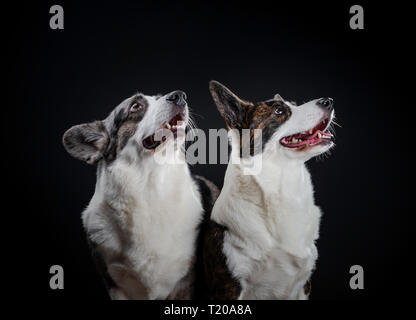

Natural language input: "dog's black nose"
[166,90,187,107]
[317,97,333,110]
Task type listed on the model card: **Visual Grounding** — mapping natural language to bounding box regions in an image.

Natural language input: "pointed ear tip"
[209,81,228,96]
[209,83,219,97]
[209,80,223,88]
[209,80,217,90]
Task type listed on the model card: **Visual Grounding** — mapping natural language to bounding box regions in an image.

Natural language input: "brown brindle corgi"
[203,81,336,300]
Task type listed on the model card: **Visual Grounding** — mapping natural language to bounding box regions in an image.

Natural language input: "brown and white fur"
[63,90,217,299]
[203,81,335,300]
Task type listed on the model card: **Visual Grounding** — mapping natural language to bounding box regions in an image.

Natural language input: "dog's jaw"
[280,111,334,149]
[142,110,188,150]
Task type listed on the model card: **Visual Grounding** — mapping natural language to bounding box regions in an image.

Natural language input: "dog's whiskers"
[186,112,198,141]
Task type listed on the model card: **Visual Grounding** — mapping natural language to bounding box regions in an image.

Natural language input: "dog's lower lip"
[142,112,186,150]
[142,134,162,149]
[280,118,333,149]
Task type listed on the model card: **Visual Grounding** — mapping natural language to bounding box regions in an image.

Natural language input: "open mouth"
[142,112,186,150]
[280,116,333,149]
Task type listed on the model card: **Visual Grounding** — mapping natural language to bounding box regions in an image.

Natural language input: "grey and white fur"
[63,90,217,299]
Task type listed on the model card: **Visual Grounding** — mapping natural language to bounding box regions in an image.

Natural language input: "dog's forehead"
[112,93,154,113]
[139,93,158,102]
[261,95,297,109]
[273,93,284,101]
[112,93,143,110]
[110,93,162,115]
[138,93,165,105]
[122,92,159,105]
[261,94,285,105]
[129,92,153,104]
[254,98,283,109]
[102,93,150,127]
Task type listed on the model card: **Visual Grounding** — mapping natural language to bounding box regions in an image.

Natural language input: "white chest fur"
[212,158,321,300]
[82,157,203,299]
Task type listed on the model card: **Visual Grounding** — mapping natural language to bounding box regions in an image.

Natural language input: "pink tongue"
[284,130,331,147]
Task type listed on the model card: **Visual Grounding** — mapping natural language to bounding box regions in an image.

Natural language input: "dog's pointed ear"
[62,121,109,165]
[209,80,249,129]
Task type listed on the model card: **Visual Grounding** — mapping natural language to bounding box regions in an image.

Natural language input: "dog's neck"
[101,143,184,181]
[94,148,200,219]
[212,149,319,258]
[85,148,202,299]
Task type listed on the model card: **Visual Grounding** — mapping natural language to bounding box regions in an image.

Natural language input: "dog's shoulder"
[202,220,242,299]
[192,174,221,299]
[192,175,242,299]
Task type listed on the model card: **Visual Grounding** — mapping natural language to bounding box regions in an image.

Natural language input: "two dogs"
[63,81,335,300]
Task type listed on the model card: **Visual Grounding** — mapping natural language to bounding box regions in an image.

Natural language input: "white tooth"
[292,138,298,143]
[309,130,313,134]
[166,123,171,129]
[317,132,322,138]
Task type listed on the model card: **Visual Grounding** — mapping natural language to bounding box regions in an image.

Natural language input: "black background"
[5,0,412,300]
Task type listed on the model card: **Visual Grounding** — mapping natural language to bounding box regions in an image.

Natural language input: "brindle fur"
[203,221,242,299]
[205,81,317,299]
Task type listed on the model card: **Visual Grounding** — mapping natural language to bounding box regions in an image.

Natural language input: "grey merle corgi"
[63,90,218,299]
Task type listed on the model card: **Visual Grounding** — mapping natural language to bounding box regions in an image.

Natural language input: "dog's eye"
[274,105,285,116]
[130,102,143,112]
